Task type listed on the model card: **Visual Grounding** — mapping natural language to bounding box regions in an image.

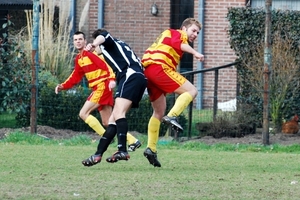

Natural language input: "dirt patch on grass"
[192,128,300,145]
[0,125,98,140]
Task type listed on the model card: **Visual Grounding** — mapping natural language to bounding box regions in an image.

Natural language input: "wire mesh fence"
[1,0,253,139]
[0,63,238,139]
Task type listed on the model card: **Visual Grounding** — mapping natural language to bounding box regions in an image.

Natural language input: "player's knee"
[79,111,87,120]
[79,113,84,120]
[189,87,198,99]
[153,110,165,120]
[102,121,109,127]
[192,88,198,98]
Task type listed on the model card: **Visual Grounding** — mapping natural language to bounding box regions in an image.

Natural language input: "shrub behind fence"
[0,64,242,138]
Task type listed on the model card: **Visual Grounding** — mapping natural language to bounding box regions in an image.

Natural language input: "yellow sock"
[127,132,137,144]
[167,92,193,117]
[84,115,105,136]
[147,116,160,152]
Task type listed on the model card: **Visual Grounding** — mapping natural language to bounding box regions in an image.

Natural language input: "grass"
[1,132,300,199]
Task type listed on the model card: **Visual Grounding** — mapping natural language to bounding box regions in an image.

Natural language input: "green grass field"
[1,132,300,200]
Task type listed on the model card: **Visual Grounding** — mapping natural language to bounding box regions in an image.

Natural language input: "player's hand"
[108,80,116,91]
[194,52,204,62]
[85,43,95,52]
[55,84,63,94]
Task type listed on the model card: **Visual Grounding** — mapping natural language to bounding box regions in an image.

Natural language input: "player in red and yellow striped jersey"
[55,31,140,151]
[141,18,205,167]
[56,31,116,138]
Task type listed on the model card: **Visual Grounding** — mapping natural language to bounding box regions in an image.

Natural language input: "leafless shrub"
[196,104,257,138]
[24,0,75,81]
[240,32,300,131]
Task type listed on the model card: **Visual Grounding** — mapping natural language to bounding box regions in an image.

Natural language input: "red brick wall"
[76,0,91,37]
[96,0,170,58]
[202,0,245,107]
[80,0,246,108]
[88,0,98,41]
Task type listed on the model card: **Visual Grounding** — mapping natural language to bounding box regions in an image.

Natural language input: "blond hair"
[180,18,202,30]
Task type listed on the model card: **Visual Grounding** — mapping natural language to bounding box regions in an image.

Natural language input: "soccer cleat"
[162,116,183,131]
[128,140,142,152]
[106,151,130,163]
[143,148,161,167]
[82,154,102,167]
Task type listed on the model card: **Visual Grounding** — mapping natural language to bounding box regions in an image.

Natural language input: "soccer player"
[94,46,141,151]
[82,29,147,167]
[55,31,141,152]
[141,18,205,167]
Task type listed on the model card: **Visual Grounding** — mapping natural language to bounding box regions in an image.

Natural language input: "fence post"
[262,0,272,145]
[30,0,40,134]
[187,73,194,138]
[213,69,219,121]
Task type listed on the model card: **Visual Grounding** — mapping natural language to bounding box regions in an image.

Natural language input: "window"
[171,0,194,73]
[251,0,300,10]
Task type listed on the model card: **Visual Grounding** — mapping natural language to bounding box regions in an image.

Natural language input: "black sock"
[95,124,116,155]
[116,118,128,152]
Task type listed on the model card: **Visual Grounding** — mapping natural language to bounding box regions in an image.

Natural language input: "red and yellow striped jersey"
[61,50,115,90]
[141,29,188,71]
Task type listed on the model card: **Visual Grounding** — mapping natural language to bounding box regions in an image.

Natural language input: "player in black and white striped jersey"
[82,29,147,167]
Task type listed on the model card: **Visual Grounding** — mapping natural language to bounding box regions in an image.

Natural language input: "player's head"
[180,18,202,43]
[92,29,107,39]
[73,31,86,50]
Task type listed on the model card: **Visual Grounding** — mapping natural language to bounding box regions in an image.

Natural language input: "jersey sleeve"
[86,51,115,81]
[61,57,85,89]
[99,31,114,46]
[169,29,188,52]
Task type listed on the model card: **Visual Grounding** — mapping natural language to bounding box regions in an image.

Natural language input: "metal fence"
[182,61,239,138]
[0,62,239,139]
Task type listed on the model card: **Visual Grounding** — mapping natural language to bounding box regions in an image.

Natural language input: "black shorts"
[115,69,147,108]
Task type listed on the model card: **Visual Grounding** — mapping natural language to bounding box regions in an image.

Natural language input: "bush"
[17,70,187,134]
[0,24,31,115]
[38,83,90,131]
[16,71,95,131]
[227,8,300,131]
[196,104,257,138]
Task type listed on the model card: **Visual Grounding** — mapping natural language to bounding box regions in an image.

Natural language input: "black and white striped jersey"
[99,31,143,80]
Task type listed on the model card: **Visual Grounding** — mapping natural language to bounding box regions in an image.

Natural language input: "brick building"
[74,0,246,109]
[1,0,246,109]
[2,1,298,109]
[0,0,33,39]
